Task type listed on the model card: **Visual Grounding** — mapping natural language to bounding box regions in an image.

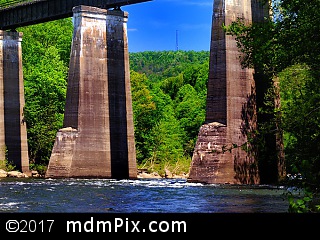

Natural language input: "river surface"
[0,177,290,213]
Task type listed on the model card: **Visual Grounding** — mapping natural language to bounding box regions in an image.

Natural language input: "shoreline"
[0,169,189,180]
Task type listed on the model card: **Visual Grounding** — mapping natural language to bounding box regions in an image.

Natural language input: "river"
[0,177,289,213]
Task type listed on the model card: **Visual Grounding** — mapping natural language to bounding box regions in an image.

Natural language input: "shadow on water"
[0,178,290,213]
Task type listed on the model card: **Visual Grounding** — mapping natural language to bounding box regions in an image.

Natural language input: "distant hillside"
[129,50,210,82]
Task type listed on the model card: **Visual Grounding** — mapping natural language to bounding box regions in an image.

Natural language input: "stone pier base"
[188,122,235,184]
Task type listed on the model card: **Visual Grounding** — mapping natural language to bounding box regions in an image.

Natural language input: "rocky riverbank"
[0,169,38,178]
[0,168,189,179]
[137,168,188,179]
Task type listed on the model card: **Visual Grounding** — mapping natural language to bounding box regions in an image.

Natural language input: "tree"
[23,46,68,165]
[148,104,187,175]
[19,19,73,165]
[174,84,206,156]
[129,51,209,174]
[130,70,157,163]
[279,64,320,188]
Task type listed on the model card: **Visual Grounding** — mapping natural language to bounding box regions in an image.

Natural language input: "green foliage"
[138,156,191,177]
[288,191,312,213]
[19,18,73,66]
[0,159,16,172]
[129,51,209,174]
[174,84,206,154]
[0,1,32,9]
[29,163,47,177]
[150,105,186,162]
[0,146,16,171]
[277,0,320,68]
[3,161,16,172]
[129,50,209,82]
[19,19,72,165]
[279,64,320,186]
[287,188,320,213]
[130,70,157,163]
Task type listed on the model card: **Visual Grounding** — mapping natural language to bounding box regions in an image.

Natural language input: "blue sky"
[122,0,214,52]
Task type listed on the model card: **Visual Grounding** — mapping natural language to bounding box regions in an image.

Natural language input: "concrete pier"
[188,0,267,184]
[0,30,29,173]
[45,6,137,179]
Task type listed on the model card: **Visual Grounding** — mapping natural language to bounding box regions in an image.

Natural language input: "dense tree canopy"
[18,18,73,166]
[129,51,209,174]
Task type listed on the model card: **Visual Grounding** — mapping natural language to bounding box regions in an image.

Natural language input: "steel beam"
[0,0,151,30]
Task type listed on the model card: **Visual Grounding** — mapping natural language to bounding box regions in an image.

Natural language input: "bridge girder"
[0,0,151,30]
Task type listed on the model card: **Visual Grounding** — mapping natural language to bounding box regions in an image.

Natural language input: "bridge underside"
[0,0,150,30]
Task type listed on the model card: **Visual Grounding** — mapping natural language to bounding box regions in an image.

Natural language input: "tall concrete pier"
[188,0,268,184]
[45,6,137,179]
[0,30,29,173]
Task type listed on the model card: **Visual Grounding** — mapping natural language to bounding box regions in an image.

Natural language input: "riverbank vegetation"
[0,0,319,212]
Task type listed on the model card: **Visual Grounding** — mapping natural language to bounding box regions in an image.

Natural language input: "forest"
[0,0,319,213]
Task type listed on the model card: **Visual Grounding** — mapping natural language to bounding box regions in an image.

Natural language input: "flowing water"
[0,177,290,213]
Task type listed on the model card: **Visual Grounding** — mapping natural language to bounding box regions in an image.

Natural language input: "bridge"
[0,0,285,184]
[0,0,150,30]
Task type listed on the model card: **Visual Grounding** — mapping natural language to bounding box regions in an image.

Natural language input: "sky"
[122,0,214,53]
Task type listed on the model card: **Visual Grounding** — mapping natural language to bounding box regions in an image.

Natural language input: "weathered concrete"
[0,30,29,173]
[45,6,137,179]
[188,0,267,184]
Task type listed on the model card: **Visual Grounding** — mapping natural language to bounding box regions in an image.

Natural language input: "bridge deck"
[0,0,151,30]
